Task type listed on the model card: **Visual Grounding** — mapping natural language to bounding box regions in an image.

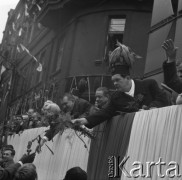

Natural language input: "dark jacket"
[0,158,14,168]
[86,79,170,128]
[71,98,91,118]
[0,163,21,180]
[163,61,182,93]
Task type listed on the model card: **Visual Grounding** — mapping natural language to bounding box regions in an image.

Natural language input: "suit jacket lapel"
[134,79,146,96]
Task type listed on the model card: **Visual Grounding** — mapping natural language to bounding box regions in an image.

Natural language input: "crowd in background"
[5,85,110,137]
[6,108,49,135]
[0,144,87,180]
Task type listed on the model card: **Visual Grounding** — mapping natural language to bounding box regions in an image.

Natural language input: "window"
[105,17,126,62]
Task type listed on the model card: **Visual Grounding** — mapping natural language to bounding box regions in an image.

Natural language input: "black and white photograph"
[0,0,182,179]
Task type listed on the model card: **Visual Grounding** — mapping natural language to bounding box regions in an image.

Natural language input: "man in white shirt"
[72,43,170,128]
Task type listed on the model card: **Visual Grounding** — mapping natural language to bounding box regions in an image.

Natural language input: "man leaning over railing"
[72,42,170,128]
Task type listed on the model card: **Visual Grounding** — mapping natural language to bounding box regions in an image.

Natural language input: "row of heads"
[42,87,110,116]
[13,165,87,180]
[14,86,110,121]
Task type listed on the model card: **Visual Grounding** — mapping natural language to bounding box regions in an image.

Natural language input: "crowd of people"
[4,39,182,138]
[1,39,182,179]
[0,144,36,180]
[0,144,87,180]
[6,108,48,135]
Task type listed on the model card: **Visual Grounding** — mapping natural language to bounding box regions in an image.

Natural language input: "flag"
[18,28,23,36]
[19,43,26,51]
[38,23,42,29]
[12,23,16,31]
[32,56,38,62]
[0,65,6,75]
[36,63,42,72]
[25,4,29,16]
[18,44,42,72]
[36,4,42,11]
[17,45,21,52]
[19,44,31,56]
[0,65,6,81]
[17,13,21,19]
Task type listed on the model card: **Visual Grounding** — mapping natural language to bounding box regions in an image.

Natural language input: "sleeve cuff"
[163,60,176,66]
[18,161,23,166]
[42,136,48,141]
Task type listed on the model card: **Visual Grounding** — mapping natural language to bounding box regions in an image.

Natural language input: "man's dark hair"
[96,87,110,98]
[64,167,87,180]
[14,163,37,180]
[5,145,14,149]
[120,74,131,79]
[4,145,15,156]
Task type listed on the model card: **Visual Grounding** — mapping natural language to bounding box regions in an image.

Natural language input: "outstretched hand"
[19,153,36,164]
[176,93,182,105]
[162,39,178,62]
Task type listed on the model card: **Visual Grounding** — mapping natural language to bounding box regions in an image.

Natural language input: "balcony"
[7,105,182,180]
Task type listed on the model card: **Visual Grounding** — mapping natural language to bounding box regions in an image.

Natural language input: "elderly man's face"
[95,90,108,108]
[62,96,74,112]
[28,109,34,117]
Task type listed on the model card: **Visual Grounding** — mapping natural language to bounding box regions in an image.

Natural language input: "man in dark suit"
[0,153,35,180]
[89,87,110,114]
[162,39,182,94]
[72,43,170,128]
[0,146,15,168]
[162,39,182,104]
[62,93,91,118]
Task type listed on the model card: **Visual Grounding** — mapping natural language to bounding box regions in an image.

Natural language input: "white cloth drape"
[7,127,91,180]
[122,105,182,180]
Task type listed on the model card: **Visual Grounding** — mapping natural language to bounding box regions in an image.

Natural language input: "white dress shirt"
[125,79,135,97]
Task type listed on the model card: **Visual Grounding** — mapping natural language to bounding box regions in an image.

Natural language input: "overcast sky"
[0,0,20,43]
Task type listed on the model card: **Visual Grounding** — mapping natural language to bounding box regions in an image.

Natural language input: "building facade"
[0,0,154,125]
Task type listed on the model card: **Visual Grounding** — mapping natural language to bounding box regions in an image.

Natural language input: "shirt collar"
[125,79,135,97]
